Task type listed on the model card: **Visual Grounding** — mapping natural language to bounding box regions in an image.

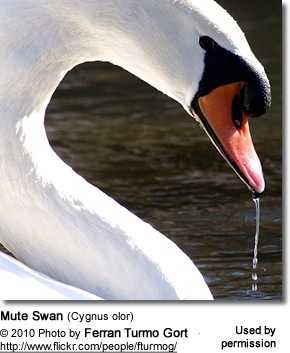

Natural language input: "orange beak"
[192,82,265,196]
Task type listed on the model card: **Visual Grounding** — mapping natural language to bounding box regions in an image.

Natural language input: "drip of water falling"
[252,197,260,291]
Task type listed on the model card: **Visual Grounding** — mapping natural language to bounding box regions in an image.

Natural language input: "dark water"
[2,0,282,299]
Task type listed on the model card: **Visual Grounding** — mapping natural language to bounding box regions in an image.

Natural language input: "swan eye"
[199,36,216,51]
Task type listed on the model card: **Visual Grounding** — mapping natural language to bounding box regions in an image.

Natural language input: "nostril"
[232,94,243,129]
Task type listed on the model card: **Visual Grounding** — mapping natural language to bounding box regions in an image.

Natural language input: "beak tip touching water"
[245,165,265,198]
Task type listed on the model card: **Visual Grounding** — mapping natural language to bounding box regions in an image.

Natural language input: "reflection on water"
[1,0,282,299]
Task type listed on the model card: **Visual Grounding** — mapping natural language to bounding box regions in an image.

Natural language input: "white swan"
[0,0,270,300]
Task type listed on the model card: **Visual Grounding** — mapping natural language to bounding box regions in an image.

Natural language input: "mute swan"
[0,0,270,300]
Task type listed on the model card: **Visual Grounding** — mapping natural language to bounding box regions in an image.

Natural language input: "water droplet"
[252,283,257,291]
[253,257,258,269]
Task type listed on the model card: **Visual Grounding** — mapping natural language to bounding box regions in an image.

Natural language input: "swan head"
[100,0,271,197]
[181,1,271,196]
[190,35,271,197]
[173,0,271,197]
